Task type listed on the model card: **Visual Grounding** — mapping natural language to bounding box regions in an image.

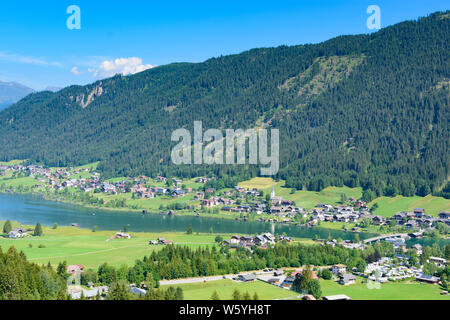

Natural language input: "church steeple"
[271,184,275,199]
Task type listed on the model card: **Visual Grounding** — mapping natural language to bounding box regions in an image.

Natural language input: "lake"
[0,194,377,240]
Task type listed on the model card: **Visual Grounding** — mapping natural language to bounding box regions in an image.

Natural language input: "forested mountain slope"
[0,11,448,198]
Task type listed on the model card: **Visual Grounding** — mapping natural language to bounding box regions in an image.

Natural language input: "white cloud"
[71,66,82,75]
[89,57,154,78]
[0,52,61,67]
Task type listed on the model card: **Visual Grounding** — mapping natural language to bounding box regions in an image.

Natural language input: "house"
[129,285,147,297]
[115,232,131,239]
[413,208,425,218]
[372,216,385,225]
[8,228,27,238]
[230,235,240,244]
[302,294,316,300]
[415,273,440,284]
[281,277,295,288]
[429,257,447,267]
[332,264,347,275]
[438,212,450,220]
[67,264,84,275]
[412,244,423,255]
[238,274,256,282]
[339,273,356,285]
[202,199,218,207]
[273,270,284,276]
[405,220,419,229]
[253,235,267,246]
[266,278,280,285]
[292,270,318,280]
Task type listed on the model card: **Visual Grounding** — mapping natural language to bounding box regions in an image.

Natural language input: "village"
[1,164,449,239]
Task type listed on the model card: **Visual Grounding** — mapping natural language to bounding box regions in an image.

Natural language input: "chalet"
[273,270,284,276]
[115,232,131,239]
[8,228,27,238]
[238,205,251,213]
[239,236,253,246]
[238,274,256,282]
[415,273,440,284]
[339,273,356,285]
[270,207,282,214]
[221,206,233,212]
[438,212,450,220]
[155,187,167,194]
[194,192,204,200]
[101,183,116,193]
[405,220,419,229]
[372,215,385,225]
[253,235,267,246]
[171,189,185,197]
[281,277,295,288]
[267,278,280,285]
[292,270,318,280]
[138,190,154,199]
[393,212,407,222]
[413,208,425,218]
[429,257,447,267]
[205,188,215,194]
[67,264,84,275]
[412,244,423,255]
[332,264,347,275]
[202,199,218,207]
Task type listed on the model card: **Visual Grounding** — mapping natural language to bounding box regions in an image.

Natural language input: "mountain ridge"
[0,11,448,198]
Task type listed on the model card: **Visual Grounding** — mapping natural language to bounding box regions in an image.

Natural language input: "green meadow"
[238,177,449,216]
[162,279,298,300]
[0,224,219,269]
[370,195,450,217]
[320,277,449,300]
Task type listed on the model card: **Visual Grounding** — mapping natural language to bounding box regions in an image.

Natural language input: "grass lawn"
[0,176,37,188]
[163,279,297,300]
[0,160,26,166]
[0,225,219,269]
[320,277,450,300]
[238,177,362,209]
[239,178,449,217]
[370,195,450,217]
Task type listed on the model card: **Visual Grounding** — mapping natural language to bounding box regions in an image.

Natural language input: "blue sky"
[0,0,448,90]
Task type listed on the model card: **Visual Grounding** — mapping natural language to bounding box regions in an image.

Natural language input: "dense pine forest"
[0,11,448,198]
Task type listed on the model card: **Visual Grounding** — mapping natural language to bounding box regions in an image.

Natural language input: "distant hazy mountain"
[0,81,35,110]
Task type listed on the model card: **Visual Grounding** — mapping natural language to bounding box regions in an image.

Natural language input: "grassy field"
[0,160,26,166]
[0,221,315,270]
[239,177,449,216]
[239,177,363,209]
[0,224,220,269]
[370,195,450,217]
[162,279,297,300]
[320,277,450,300]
